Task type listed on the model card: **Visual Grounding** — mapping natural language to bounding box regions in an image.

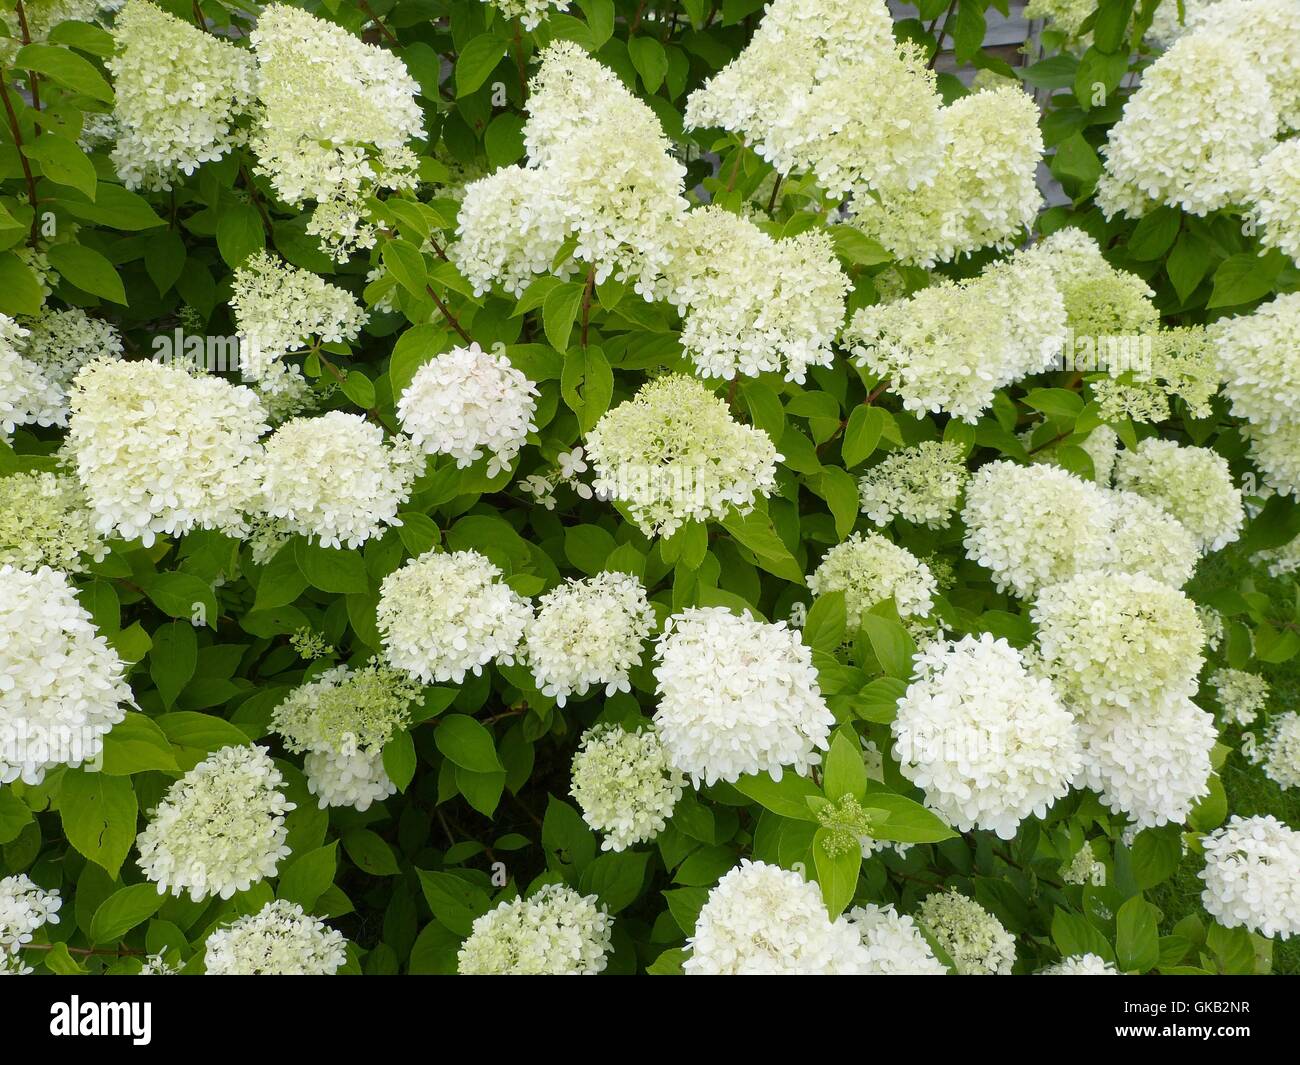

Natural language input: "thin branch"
[358,0,400,47]
[928,0,959,70]
[0,73,41,245]
[14,1,40,136]
[579,266,596,348]
[766,172,784,214]
[424,284,473,344]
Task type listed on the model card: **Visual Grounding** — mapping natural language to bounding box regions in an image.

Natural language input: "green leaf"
[862,792,957,843]
[803,590,847,653]
[24,132,97,199]
[100,712,179,776]
[15,43,114,102]
[416,870,491,936]
[721,511,804,584]
[1130,826,1181,890]
[827,225,892,266]
[149,621,197,710]
[435,715,504,773]
[277,842,338,910]
[952,0,986,63]
[561,344,614,432]
[1207,252,1284,309]
[140,572,217,626]
[89,884,164,944]
[733,771,823,821]
[0,789,34,845]
[1051,908,1115,963]
[382,238,429,299]
[1051,133,1102,197]
[156,711,252,753]
[842,405,884,468]
[544,280,585,353]
[1116,896,1161,973]
[1126,206,1181,261]
[215,202,265,267]
[145,230,187,295]
[342,370,377,410]
[343,829,401,876]
[60,769,137,878]
[456,34,508,97]
[858,613,916,679]
[629,36,669,92]
[813,829,861,917]
[579,850,651,912]
[823,729,868,801]
[295,540,369,595]
[382,729,417,792]
[0,253,45,316]
[45,243,126,303]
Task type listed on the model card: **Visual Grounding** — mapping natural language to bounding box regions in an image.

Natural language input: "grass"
[1150,542,1300,974]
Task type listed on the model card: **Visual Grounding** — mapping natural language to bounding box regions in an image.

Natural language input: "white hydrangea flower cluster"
[1032,571,1205,716]
[1186,0,1300,131]
[1097,31,1277,218]
[0,565,130,785]
[1146,0,1222,46]
[852,87,1044,266]
[962,462,1113,599]
[1215,293,1300,432]
[1024,227,1159,338]
[0,875,61,957]
[457,884,612,975]
[229,253,367,390]
[204,900,347,975]
[1263,712,1300,790]
[918,889,1016,975]
[1113,438,1244,552]
[137,953,180,976]
[21,308,123,393]
[684,1,942,198]
[858,440,968,529]
[0,314,64,438]
[1244,422,1300,498]
[254,412,418,549]
[1075,693,1217,828]
[524,572,654,705]
[460,41,687,300]
[845,903,948,975]
[1106,489,1200,589]
[808,532,936,627]
[1062,845,1107,887]
[107,0,256,191]
[0,471,104,573]
[1199,815,1300,939]
[570,724,685,852]
[136,744,295,902]
[1250,140,1300,265]
[250,4,424,260]
[271,662,422,811]
[892,634,1082,839]
[396,343,538,476]
[483,0,568,31]
[653,608,834,786]
[1039,954,1119,975]
[665,207,848,383]
[377,549,531,684]
[450,166,572,297]
[847,251,1065,422]
[66,358,268,545]
[584,374,780,538]
[1209,668,1269,727]
[1082,425,1119,484]
[685,860,867,975]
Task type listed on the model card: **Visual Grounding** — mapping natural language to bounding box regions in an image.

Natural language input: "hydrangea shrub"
[2,0,1300,976]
